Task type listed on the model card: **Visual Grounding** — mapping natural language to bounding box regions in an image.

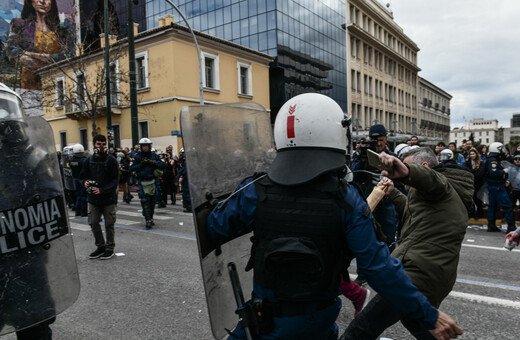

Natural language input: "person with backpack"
[204,94,462,340]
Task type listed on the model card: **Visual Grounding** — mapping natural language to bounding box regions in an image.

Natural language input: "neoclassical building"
[418,77,452,144]
[346,0,419,138]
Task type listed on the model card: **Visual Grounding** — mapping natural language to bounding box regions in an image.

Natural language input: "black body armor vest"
[251,174,352,301]
[69,156,84,178]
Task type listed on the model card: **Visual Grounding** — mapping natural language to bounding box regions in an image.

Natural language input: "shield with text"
[0,86,80,335]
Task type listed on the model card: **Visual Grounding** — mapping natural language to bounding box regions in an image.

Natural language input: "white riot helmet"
[72,143,84,154]
[439,149,454,162]
[269,93,348,185]
[394,144,409,157]
[139,138,152,151]
[488,142,506,157]
[139,137,152,145]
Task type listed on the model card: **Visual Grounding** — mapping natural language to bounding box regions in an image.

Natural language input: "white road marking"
[116,210,172,220]
[462,243,520,252]
[69,222,90,231]
[449,291,520,309]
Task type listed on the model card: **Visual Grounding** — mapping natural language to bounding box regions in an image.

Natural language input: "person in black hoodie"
[80,135,120,260]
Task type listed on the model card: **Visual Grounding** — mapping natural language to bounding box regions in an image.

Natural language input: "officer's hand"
[504,168,509,174]
[429,310,463,340]
[92,187,101,195]
[84,181,90,188]
[377,177,394,195]
[379,152,409,179]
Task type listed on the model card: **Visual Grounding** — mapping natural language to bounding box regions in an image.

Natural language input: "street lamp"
[164,0,204,105]
[104,0,112,146]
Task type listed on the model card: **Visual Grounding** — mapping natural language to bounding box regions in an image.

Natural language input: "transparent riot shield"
[0,116,80,335]
[180,102,275,340]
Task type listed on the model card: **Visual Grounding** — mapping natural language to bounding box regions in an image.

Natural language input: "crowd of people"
[58,138,190,232]
[353,132,520,234]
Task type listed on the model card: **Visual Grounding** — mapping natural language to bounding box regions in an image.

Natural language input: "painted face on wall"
[32,0,52,16]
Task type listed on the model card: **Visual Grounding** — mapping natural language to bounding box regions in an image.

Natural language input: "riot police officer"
[0,83,80,338]
[204,94,462,340]
[485,142,516,232]
[129,138,166,228]
[69,143,87,216]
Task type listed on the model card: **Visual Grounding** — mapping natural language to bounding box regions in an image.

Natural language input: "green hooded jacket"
[388,163,474,307]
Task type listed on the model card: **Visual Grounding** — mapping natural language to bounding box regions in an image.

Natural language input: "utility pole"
[104,0,112,146]
[129,0,139,147]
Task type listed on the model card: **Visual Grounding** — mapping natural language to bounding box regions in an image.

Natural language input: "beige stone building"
[346,0,420,140]
[418,77,452,144]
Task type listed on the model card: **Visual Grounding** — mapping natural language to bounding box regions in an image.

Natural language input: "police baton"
[228,262,255,340]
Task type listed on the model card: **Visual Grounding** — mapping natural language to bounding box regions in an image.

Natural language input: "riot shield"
[62,147,75,192]
[0,116,80,335]
[180,102,275,340]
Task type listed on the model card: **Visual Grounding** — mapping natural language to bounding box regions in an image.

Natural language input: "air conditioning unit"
[422,98,428,106]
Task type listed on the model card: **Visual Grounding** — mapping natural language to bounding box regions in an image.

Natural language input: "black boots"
[487,223,501,232]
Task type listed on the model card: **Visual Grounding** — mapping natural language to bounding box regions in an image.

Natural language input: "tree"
[507,136,520,155]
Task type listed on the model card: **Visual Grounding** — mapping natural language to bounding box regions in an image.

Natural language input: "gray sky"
[387,0,520,128]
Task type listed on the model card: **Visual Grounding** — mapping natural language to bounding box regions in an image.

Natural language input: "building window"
[109,61,119,105]
[135,51,149,89]
[55,77,64,107]
[237,62,252,96]
[202,52,220,90]
[112,124,121,149]
[75,72,87,110]
[59,131,67,150]
[138,120,149,139]
[79,128,88,149]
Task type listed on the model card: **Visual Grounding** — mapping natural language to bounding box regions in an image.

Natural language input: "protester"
[342,147,471,339]
[465,147,485,218]
[161,151,178,205]
[205,94,462,340]
[448,142,465,166]
[351,124,398,251]
[435,142,446,157]
[81,134,119,260]
[477,144,487,162]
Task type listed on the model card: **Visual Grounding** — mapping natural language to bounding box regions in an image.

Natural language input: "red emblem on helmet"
[287,104,296,139]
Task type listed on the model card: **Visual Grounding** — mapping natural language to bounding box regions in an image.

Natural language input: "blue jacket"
[484,156,508,186]
[129,151,166,181]
[206,175,438,330]
[508,165,520,191]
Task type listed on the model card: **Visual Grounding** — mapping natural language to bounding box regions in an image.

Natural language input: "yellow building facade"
[41,18,273,154]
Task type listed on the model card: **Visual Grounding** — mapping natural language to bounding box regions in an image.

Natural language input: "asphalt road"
[1,197,519,339]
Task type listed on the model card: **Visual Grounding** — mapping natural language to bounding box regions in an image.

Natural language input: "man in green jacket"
[342,147,473,340]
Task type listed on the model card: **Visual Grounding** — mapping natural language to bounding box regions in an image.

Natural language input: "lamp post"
[127,0,139,147]
[164,0,204,105]
[104,0,112,146]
